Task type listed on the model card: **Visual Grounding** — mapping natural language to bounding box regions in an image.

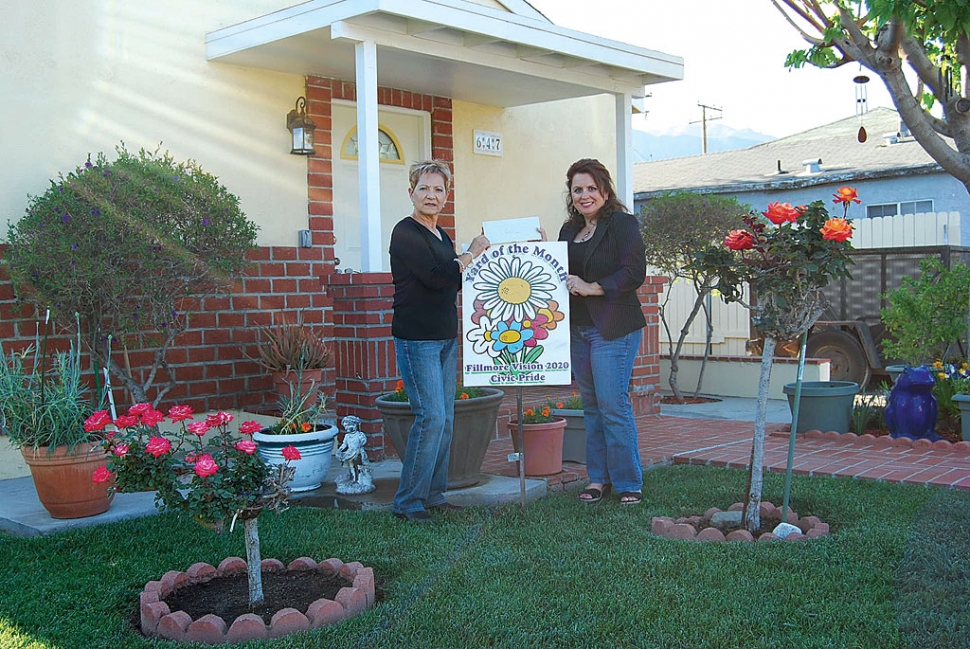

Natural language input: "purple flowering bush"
[5,145,258,404]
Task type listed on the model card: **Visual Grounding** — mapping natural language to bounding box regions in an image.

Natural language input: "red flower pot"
[508,418,567,476]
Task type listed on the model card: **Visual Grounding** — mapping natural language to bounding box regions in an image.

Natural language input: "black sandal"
[618,491,642,506]
[579,484,611,503]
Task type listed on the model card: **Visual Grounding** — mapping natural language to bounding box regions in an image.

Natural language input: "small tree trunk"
[743,336,776,533]
[693,297,714,399]
[244,517,264,607]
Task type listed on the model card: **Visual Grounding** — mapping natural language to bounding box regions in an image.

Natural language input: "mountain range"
[632,123,774,163]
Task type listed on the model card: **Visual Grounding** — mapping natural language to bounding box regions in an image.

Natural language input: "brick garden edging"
[771,427,970,453]
[140,557,375,645]
[650,501,831,542]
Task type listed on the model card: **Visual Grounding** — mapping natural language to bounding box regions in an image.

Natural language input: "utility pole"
[690,102,722,154]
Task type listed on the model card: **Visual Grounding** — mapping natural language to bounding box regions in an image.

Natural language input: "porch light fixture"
[286,96,316,155]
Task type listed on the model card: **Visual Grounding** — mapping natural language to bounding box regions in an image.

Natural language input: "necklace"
[578,222,596,243]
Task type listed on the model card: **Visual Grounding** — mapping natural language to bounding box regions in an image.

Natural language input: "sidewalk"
[3,394,970,536]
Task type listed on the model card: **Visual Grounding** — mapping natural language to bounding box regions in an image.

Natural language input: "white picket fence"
[657,211,962,357]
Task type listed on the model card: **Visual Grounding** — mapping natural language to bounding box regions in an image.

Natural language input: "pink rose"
[128,403,151,416]
[144,436,172,458]
[206,412,234,428]
[238,420,263,436]
[139,409,166,427]
[184,452,198,464]
[193,454,219,478]
[92,466,114,484]
[84,410,112,433]
[234,439,257,455]
[167,404,194,423]
[114,415,138,429]
[113,443,130,457]
[186,421,210,437]
[281,445,302,461]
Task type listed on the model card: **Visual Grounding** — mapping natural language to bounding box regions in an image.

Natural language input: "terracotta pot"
[20,442,113,519]
[508,418,567,476]
[377,388,504,489]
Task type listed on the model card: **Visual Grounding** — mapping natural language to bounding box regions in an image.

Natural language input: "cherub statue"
[334,415,375,494]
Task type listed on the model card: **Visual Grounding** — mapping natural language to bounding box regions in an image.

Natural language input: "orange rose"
[820,218,853,242]
[761,202,805,225]
[724,229,755,251]
[832,187,860,205]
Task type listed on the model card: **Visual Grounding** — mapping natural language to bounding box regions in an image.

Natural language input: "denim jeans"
[570,326,643,493]
[392,337,457,514]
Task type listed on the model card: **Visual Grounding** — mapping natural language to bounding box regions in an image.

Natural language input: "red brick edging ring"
[651,501,831,542]
[140,557,375,644]
[772,428,970,453]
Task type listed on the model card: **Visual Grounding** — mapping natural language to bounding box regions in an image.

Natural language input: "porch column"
[355,40,383,272]
[615,92,634,208]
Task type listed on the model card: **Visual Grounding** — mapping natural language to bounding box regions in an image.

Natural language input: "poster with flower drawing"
[462,241,571,387]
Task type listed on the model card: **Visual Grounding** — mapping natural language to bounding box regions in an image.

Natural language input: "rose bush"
[89,404,301,605]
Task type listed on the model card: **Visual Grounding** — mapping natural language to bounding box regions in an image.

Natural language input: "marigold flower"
[762,202,805,225]
[556,401,564,408]
[167,404,194,422]
[84,410,112,433]
[234,440,258,455]
[92,465,115,484]
[193,454,219,478]
[281,445,302,461]
[144,436,172,458]
[459,392,470,400]
[724,230,755,251]
[300,422,312,433]
[820,218,853,242]
[238,420,263,435]
[832,186,860,205]
[187,421,210,437]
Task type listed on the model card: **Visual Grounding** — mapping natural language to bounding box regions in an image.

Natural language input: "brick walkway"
[482,406,970,491]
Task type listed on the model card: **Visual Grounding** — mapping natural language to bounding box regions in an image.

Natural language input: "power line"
[690,103,722,154]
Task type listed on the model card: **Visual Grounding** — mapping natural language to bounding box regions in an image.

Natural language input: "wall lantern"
[286,96,316,155]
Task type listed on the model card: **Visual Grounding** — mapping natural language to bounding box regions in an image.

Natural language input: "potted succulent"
[251,313,333,402]
[0,317,111,519]
[548,392,585,463]
[376,381,504,488]
[508,404,567,477]
[252,374,338,492]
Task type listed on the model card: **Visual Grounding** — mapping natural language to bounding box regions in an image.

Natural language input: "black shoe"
[429,502,463,512]
[393,510,434,523]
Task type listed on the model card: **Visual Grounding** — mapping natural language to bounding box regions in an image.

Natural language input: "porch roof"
[205,0,683,107]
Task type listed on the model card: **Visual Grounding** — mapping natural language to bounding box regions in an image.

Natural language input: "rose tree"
[90,405,301,606]
[692,188,857,532]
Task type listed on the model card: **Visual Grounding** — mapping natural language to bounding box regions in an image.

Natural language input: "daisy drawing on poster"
[461,241,571,387]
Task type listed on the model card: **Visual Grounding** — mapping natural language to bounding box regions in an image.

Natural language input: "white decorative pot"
[253,424,339,492]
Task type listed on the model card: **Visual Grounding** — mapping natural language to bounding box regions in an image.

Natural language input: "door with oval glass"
[332,102,430,272]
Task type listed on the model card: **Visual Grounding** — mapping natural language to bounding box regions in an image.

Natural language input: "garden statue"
[335,415,375,494]
[885,365,941,441]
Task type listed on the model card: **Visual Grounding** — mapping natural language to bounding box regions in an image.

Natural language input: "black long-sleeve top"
[389,216,462,340]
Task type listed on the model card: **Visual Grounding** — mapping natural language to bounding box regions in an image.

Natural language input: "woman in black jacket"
[558,159,647,505]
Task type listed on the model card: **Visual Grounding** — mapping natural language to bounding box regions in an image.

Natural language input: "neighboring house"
[0,0,682,449]
[633,107,969,361]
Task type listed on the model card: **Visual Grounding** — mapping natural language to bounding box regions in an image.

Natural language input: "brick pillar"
[328,272,397,453]
[631,275,668,415]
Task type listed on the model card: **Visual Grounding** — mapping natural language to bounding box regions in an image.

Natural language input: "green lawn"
[1,465,968,648]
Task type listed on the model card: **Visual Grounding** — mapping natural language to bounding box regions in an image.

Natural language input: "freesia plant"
[693,187,856,532]
[90,405,301,606]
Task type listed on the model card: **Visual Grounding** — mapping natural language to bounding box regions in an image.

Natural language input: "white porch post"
[355,40,382,272]
[615,92,634,209]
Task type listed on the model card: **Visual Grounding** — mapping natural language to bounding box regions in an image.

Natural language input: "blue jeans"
[392,337,456,514]
[571,326,643,493]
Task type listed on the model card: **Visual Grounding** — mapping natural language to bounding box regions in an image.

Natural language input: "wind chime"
[854,69,870,142]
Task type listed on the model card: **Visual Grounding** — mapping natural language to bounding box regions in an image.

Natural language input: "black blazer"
[558,211,647,341]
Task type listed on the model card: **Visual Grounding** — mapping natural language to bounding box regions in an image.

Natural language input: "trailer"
[803,245,970,388]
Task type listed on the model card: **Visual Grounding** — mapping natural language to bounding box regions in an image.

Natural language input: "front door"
[332,102,430,272]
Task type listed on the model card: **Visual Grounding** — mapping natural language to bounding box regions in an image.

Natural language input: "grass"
[1,465,969,648]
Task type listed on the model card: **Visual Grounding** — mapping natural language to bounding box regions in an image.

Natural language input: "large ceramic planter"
[783,381,860,434]
[21,442,113,519]
[253,424,339,492]
[509,418,567,476]
[376,387,504,489]
[952,394,970,441]
[551,408,585,464]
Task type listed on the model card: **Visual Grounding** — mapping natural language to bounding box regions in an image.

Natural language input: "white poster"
[461,241,571,387]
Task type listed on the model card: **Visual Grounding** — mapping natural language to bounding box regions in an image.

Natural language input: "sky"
[527,0,898,138]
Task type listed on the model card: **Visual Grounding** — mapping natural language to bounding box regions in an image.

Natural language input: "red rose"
[238,420,263,436]
[114,415,138,429]
[84,410,112,433]
[281,445,302,461]
[113,443,130,457]
[167,404,194,423]
[206,412,234,428]
[144,436,172,458]
[193,454,219,478]
[724,230,755,251]
[92,466,115,484]
[140,409,166,427]
[128,403,151,416]
[186,421,210,437]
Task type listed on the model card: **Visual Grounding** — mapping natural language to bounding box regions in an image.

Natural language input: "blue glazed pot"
[885,365,941,441]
